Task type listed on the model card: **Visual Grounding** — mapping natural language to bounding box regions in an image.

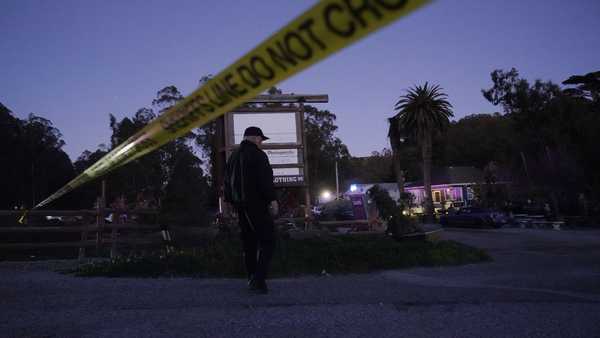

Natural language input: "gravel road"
[2,228,600,337]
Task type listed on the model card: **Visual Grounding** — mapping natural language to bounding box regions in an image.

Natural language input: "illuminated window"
[454,189,463,201]
[433,191,441,203]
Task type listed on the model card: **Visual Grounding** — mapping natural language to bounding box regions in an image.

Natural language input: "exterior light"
[321,190,332,202]
[350,184,357,192]
[402,210,409,216]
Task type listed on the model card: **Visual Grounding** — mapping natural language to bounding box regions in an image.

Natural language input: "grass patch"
[74,235,491,278]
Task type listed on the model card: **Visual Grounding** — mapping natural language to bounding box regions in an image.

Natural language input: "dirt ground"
[2,228,599,338]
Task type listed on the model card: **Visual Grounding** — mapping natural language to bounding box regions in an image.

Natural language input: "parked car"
[440,207,508,228]
[317,199,355,221]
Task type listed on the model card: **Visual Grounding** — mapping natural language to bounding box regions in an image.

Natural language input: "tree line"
[2,68,598,224]
[0,84,350,225]
[357,69,600,221]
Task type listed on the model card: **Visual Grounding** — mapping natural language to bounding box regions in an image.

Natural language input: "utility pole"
[31,162,35,207]
[215,116,225,214]
[520,151,533,194]
[335,161,340,199]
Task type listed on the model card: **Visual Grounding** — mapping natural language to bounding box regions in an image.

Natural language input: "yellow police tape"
[34,0,432,209]
[18,210,29,224]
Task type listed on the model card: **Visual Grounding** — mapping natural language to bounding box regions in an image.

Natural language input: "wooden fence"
[0,208,168,259]
[1,207,382,261]
[275,217,376,232]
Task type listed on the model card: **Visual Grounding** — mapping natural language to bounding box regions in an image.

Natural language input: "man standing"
[224,126,278,294]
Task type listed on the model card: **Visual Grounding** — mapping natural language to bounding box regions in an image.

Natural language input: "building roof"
[404,166,483,188]
[346,167,486,194]
[346,182,397,195]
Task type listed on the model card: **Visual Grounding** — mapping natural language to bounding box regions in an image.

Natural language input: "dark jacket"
[224,140,277,208]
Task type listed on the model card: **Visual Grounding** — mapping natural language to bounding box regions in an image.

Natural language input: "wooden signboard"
[224,107,306,187]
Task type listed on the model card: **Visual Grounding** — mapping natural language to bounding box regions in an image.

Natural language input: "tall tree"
[483,68,600,211]
[194,75,221,207]
[387,116,406,195]
[482,68,563,153]
[562,70,600,102]
[442,113,515,169]
[0,103,23,209]
[72,145,110,208]
[346,149,395,185]
[303,104,350,199]
[0,103,74,209]
[106,108,165,203]
[392,83,453,222]
[74,86,210,225]
[150,86,210,225]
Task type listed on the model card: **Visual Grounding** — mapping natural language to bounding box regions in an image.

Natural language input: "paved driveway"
[2,228,600,337]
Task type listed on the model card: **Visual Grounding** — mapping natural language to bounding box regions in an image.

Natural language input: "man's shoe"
[250,279,268,294]
[247,277,257,292]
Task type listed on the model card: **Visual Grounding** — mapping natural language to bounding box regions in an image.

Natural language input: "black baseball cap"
[243,126,269,140]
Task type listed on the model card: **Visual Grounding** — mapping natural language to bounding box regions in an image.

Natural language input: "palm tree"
[387,116,405,196]
[392,82,453,223]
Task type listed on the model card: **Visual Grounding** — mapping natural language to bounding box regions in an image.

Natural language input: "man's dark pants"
[237,205,275,283]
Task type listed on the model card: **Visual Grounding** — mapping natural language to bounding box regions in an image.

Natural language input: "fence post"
[78,217,88,261]
[98,180,106,254]
[96,194,105,255]
[110,212,119,259]
[78,202,102,260]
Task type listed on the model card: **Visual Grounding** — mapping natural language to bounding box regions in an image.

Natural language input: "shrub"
[74,236,491,278]
[367,185,420,236]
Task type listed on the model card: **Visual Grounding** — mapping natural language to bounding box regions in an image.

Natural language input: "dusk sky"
[2,0,599,161]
